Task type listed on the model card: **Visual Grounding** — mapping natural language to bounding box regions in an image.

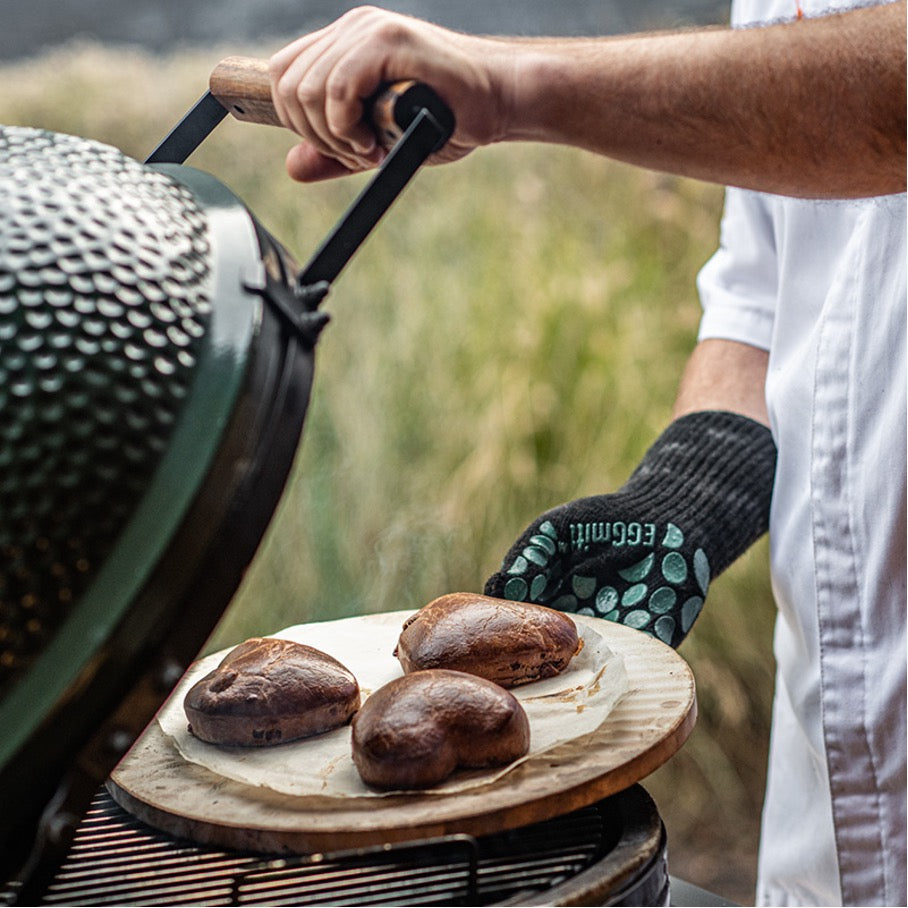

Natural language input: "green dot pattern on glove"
[622,583,647,607]
[663,523,685,547]
[662,551,687,584]
[619,553,654,582]
[649,586,676,614]
[486,410,778,650]
[572,574,597,599]
[499,518,710,647]
[596,586,619,611]
[694,548,711,595]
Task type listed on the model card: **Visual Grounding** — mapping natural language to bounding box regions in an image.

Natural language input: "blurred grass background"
[1,43,776,904]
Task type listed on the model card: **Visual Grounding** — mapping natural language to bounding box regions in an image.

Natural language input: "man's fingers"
[323,65,379,158]
[285,141,385,183]
[268,7,493,178]
[271,32,382,170]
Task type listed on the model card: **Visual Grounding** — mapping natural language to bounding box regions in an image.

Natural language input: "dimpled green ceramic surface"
[0,127,259,771]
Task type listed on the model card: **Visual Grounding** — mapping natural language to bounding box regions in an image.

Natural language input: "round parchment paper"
[156,610,628,797]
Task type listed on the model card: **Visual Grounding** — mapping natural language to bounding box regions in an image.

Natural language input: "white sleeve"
[696,187,777,351]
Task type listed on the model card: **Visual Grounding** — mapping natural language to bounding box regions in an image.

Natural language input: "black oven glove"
[483,410,776,648]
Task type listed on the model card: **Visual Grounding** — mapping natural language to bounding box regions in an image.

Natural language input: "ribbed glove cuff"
[620,410,775,576]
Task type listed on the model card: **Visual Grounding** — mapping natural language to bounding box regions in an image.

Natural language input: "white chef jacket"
[696,2,907,904]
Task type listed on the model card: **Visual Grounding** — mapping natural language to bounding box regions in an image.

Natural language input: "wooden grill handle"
[209,56,453,151]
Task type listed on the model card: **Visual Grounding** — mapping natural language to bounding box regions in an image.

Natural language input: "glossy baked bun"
[394,593,583,688]
[351,669,530,789]
[184,637,360,746]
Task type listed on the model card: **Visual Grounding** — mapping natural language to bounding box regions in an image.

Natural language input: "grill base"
[3,784,667,906]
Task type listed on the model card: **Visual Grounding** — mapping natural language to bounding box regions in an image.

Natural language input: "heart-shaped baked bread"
[184,637,360,746]
[394,593,583,687]
[351,669,530,789]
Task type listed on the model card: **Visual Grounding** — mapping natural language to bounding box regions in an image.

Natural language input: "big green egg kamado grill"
[0,59,693,908]
[0,58,454,893]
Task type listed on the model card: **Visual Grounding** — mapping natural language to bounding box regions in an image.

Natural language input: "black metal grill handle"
[209,55,456,288]
[297,103,451,287]
[148,57,454,287]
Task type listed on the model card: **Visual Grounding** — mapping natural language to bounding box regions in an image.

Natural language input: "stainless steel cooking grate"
[0,784,672,907]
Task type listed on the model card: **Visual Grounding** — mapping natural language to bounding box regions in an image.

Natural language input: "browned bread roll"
[184,637,360,746]
[394,593,583,688]
[351,669,530,789]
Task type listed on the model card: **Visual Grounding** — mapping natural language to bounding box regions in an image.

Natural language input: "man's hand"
[268,6,513,181]
[269,1,905,196]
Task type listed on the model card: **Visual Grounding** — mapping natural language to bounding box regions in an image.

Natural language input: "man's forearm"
[270,1,905,195]
[504,2,905,198]
[672,339,770,425]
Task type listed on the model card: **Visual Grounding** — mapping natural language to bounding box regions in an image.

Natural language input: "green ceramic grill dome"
[0,122,316,875]
[1,74,449,892]
[0,127,214,697]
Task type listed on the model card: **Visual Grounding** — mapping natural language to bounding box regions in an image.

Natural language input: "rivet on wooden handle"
[209,56,282,127]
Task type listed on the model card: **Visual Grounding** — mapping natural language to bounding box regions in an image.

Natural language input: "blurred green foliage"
[1,43,776,903]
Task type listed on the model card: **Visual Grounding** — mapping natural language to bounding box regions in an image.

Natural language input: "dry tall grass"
[1,43,776,903]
